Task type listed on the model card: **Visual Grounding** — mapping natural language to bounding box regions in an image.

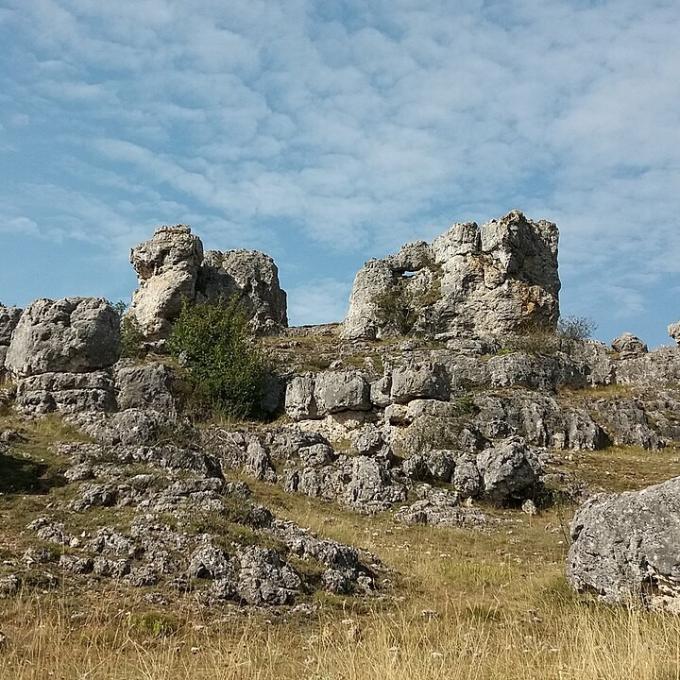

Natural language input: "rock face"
[669,322,680,346]
[128,225,204,341]
[199,250,287,335]
[611,333,648,358]
[0,304,22,375]
[342,210,560,341]
[6,298,120,414]
[7,298,119,377]
[128,225,287,342]
[567,477,680,611]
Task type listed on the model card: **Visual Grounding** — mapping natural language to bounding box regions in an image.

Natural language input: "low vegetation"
[168,297,267,420]
[2,410,680,678]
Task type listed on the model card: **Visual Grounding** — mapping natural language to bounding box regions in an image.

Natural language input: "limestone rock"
[198,250,287,335]
[15,371,115,414]
[0,305,22,370]
[114,360,177,415]
[567,477,680,611]
[612,333,648,358]
[128,226,287,342]
[476,437,541,505]
[669,322,680,346]
[285,371,371,421]
[6,298,119,377]
[342,210,560,341]
[390,361,450,404]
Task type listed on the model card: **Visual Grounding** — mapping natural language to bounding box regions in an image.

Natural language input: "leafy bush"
[168,297,266,419]
[557,316,597,342]
[119,315,146,359]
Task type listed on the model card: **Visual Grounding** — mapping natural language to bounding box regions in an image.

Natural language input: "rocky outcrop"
[128,225,287,343]
[128,225,204,341]
[611,333,648,358]
[0,304,22,375]
[6,298,120,414]
[198,250,287,334]
[567,477,680,611]
[669,322,680,346]
[342,210,560,341]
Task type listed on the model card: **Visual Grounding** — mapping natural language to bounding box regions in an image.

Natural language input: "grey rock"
[395,488,487,527]
[0,575,21,597]
[235,546,301,605]
[188,543,231,579]
[198,249,287,335]
[114,360,177,414]
[612,333,648,358]
[614,348,680,387]
[567,477,680,610]
[0,305,22,346]
[669,322,680,346]
[476,437,541,505]
[314,371,371,415]
[128,225,203,341]
[58,554,94,574]
[92,557,131,579]
[402,450,456,483]
[15,371,115,414]
[6,298,120,377]
[390,361,449,404]
[285,374,317,421]
[342,210,560,341]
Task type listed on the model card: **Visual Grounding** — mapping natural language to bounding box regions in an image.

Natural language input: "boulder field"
[1,211,680,610]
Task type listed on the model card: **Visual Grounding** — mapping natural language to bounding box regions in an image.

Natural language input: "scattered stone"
[612,333,648,359]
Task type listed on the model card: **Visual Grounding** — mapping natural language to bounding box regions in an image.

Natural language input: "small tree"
[111,300,145,359]
[557,316,597,342]
[168,297,266,420]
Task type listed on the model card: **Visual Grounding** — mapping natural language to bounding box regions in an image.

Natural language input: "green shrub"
[168,297,266,420]
[128,611,180,637]
[119,315,145,359]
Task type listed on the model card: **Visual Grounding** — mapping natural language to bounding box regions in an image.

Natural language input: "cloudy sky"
[1,0,679,345]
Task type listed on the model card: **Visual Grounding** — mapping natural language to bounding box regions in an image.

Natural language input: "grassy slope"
[2,411,680,679]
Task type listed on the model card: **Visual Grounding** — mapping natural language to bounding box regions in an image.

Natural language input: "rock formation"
[611,332,648,358]
[567,477,680,611]
[128,225,204,342]
[669,321,680,346]
[199,249,288,335]
[128,225,287,343]
[6,297,120,413]
[0,304,22,375]
[342,210,560,341]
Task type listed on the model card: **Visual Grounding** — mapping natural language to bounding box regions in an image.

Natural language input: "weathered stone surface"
[390,361,449,404]
[285,371,371,420]
[476,437,541,505]
[6,298,120,377]
[15,371,115,414]
[314,371,371,415]
[395,488,488,528]
[198,249,287,335]
[128,226,288,342]
[668,322,680,346]
[342,210,560,341]
[614,348,680,387]
[612,333,648,359]
[114,360,177,415]
[128,225,203,341]
[567,477,680,611]
[402,450,456,483]
[0,305,22,347]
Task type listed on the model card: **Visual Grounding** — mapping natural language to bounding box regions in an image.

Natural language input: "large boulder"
[198,250,287,335]
[342,210,560,341]
[6,298,119,377]
[128,225,204,341]
[567,477,680,611]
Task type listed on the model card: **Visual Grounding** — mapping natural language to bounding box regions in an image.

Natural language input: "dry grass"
[3,414,680,679]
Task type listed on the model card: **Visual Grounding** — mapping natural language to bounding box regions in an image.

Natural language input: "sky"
[1,0,679,347]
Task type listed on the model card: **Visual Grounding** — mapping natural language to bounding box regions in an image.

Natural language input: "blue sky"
[1,0,679,346]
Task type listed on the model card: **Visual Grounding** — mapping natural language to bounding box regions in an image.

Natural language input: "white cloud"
[1,0,679,336]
